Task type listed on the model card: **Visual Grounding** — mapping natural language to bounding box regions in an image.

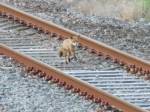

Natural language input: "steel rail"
[0,3,149,76]
[0,43,149,112]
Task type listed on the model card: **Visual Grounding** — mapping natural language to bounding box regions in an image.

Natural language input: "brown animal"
[59,36,79,64]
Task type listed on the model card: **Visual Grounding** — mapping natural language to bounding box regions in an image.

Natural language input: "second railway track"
[1,44,149,112]
[0,3,150,112]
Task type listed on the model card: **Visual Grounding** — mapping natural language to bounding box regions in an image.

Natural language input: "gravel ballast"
[0,56,103,112]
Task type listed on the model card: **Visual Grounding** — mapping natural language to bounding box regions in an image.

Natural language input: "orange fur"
[59,36,79,64]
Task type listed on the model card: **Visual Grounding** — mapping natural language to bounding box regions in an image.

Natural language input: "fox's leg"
[65,51,71,64]
[68,57,71,62]
[65,56,68,64]
[67,51,71,63]
[71,48,77,60]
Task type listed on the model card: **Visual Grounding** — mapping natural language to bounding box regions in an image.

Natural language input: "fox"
[59,36,79,64]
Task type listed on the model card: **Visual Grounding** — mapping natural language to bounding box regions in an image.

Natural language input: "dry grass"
[64,0,146,21]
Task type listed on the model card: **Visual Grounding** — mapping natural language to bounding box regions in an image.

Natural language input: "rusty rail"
[0,3,149,76]
[0,43,149,112]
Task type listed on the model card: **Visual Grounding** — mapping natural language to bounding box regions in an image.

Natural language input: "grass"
[74,0,150,21]
[143,0,150,20]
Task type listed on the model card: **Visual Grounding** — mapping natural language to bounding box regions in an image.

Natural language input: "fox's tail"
[59,50,63,57]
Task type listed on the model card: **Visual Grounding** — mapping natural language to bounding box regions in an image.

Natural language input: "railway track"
[0,3,150,112]
[2,0,150,62]
[0,53,102,112]
[1,44,149,112]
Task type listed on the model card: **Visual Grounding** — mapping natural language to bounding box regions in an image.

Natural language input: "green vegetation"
[143,0,150,20]
[144,0,150,8]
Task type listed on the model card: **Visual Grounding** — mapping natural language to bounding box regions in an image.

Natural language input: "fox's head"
[70,36,79,46]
